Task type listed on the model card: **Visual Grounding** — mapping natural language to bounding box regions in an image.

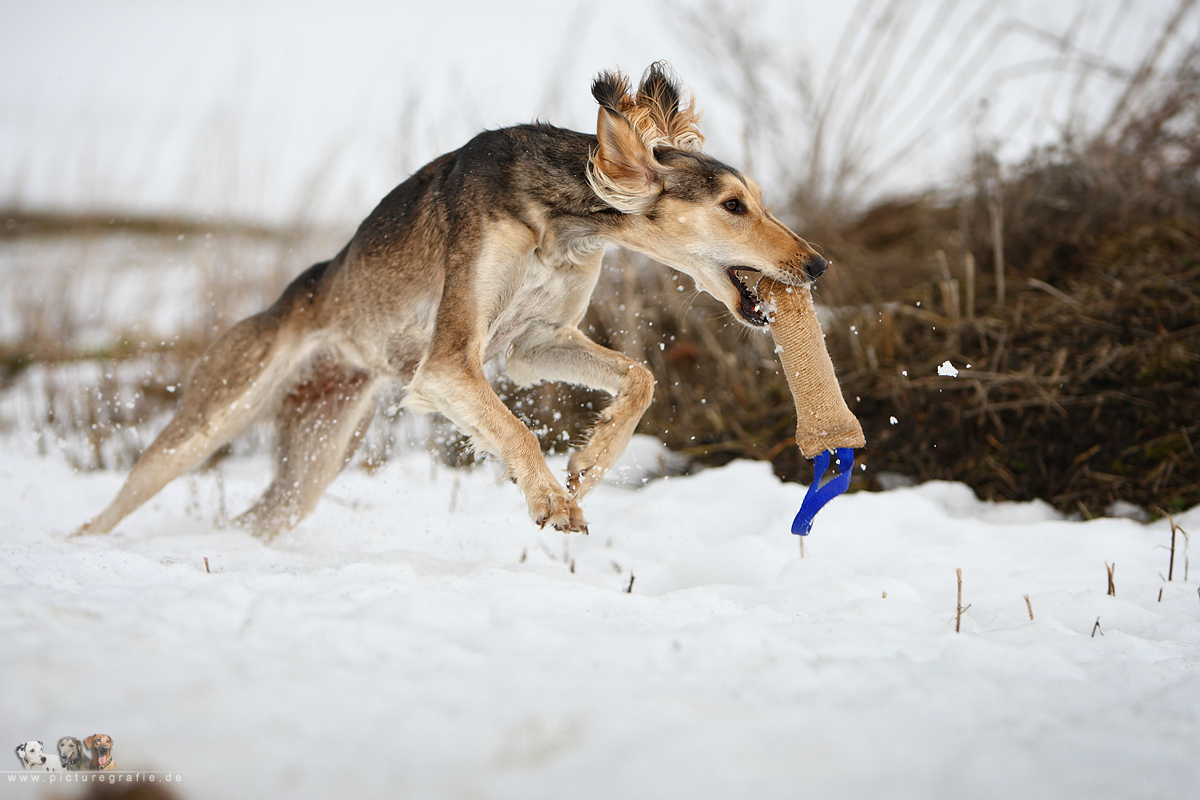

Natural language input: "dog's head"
[83,734,115,769]
[16,740,47,769]
[588,62,826,327]
[58,736,84,768]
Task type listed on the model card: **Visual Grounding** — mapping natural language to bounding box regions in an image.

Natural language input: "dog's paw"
[530,489,588,534]
[566,452,608,499]
[232,509,285,543]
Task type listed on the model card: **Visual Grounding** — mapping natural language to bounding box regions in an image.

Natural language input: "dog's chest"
[482,256,593,361]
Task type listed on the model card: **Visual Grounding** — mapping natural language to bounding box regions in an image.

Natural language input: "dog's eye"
[722,198,744,214]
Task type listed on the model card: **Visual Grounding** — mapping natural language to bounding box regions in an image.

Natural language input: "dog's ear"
[636,62,703,153]
[16,743,25,759]
[83,735,95,750]
[589,69,662,214]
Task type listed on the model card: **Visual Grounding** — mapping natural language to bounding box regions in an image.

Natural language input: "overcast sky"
[2,0,1194,223]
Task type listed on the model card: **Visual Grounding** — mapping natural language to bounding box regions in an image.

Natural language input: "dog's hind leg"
[506,323,656,500]
[78,312,307,536]
[234,362,378,540]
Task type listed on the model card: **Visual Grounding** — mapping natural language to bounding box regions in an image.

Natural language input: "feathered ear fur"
[591,70,633,118]
[587,63,705,212]
[634,62,704,153]
[589,69,663,213]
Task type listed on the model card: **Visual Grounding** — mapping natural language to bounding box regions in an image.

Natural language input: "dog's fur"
[83,734,116,771]
[16,740,57,771]
[78,63,826,540]
[58,736,87,770]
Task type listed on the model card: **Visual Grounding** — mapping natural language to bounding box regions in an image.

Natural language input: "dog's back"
[301,125,602,369]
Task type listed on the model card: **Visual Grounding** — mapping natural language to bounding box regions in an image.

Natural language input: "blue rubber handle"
[791,447,856,536]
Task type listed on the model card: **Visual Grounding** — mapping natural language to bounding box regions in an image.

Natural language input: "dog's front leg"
[506,324,655,499]
[407,355,587,533]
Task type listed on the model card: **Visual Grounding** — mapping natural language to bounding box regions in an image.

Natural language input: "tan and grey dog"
[57,736,88,770]
[78,63,826,539]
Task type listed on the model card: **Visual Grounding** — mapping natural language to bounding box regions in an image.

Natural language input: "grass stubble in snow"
[1,436,1199,799]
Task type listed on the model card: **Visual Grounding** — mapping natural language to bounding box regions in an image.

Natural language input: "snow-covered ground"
[2,436,1197,799]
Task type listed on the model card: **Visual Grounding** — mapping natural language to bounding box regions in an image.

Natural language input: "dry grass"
[635,0,1200,515]
[816,13,1200,514]
[0,212,346,468]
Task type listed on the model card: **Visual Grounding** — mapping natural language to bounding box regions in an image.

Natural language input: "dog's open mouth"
[727,266,769,326]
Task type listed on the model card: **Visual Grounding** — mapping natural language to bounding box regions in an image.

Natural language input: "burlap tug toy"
[760,277,866,535]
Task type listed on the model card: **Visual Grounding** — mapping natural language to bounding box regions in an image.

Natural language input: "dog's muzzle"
[804,255,828,280]
[727,266,769,326]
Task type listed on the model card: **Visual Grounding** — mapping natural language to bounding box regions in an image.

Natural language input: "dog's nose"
[804,255,828,280]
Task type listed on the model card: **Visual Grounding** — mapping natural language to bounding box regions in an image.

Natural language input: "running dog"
[78,63,827,540]
[58,736,88,770]
[15,740,57,771]
[83,734,116,771]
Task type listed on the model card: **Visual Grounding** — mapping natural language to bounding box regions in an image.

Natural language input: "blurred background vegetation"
[1,0,1197,518]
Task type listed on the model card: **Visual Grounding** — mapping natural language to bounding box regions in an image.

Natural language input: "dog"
[15,740,58,770]
[77,62,827,540]
[58,736,88,770]
[83,734,116,771]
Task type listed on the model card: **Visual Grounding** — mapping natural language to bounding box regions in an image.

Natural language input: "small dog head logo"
[15,740,49,770]
[58,736,86,770]
[83,734,116,770]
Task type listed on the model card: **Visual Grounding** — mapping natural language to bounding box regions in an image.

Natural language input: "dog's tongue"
[98,755,107,766]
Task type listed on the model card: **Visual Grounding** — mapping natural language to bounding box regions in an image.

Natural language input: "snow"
[3,438,1199,798]
[937,360,960,378]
